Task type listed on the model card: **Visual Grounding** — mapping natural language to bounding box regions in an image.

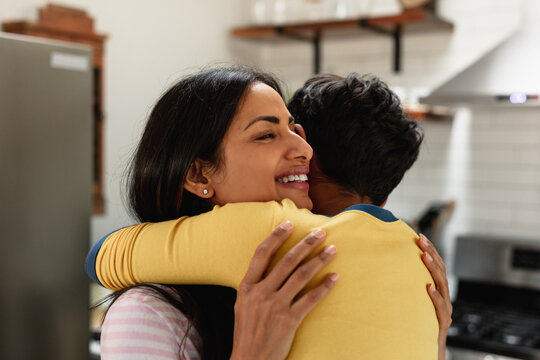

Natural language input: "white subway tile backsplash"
[325,37,392,56]
[387,105,540,262]
[474,133,540,146]
[470,169,540,189]
[470,151,540,168]
[468,205,514,223]
[468,188,538,206]
[514,208,540,224]
[403,33,454,53]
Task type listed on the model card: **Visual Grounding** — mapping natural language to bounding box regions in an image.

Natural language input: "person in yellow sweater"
[89,69,451,359]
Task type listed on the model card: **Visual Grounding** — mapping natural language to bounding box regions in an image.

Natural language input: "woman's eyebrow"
[244,115,280,130]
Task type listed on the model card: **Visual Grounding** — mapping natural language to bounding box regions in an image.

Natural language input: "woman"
[97,66,450,359]
[99,67,340,360]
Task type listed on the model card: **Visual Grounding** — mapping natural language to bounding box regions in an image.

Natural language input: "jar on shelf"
[302,0,329,21]
[251,0,270,24]
[271,0,287,24]
[363,0,402,17]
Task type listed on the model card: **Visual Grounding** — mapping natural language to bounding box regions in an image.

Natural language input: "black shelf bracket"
[359,20,403,73]
[276,27,322,74]
[276,21,404,75]
[313,30,322,74]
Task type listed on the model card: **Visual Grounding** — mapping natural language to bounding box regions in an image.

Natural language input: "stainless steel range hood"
[421,0,540,105]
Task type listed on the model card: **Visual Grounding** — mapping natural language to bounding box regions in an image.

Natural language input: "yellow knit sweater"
[96,199,438,359]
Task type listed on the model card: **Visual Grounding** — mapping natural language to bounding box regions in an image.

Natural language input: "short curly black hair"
[288,73,423,206]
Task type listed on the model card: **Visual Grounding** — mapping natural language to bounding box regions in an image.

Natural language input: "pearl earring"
[203,189,208,195]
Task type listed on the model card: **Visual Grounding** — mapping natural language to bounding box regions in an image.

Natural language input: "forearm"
[91,202,287,290]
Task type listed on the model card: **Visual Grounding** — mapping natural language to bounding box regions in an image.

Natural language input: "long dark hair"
[129,66,283,222]
[105,66,283,359]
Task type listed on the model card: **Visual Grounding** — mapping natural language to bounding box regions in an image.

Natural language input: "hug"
[86,66,452,360]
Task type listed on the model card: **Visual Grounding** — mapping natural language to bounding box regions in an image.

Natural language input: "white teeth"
[277,174,309,183]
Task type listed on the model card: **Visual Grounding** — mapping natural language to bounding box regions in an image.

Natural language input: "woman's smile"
[275,165,310,190]
[206,82,313,210]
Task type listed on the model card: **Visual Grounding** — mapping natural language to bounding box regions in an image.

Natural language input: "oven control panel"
[513,248,540,271]
[454,235,540,291]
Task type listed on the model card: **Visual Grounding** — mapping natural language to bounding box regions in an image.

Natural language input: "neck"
[309,179,373,216]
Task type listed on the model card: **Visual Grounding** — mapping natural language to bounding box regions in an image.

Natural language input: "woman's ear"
[183,160,214,198]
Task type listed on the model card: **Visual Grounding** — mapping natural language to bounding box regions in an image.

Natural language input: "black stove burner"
[448,281,540,360]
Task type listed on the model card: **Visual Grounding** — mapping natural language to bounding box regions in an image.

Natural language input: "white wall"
[386,105,540,295]
[0,0,260,244]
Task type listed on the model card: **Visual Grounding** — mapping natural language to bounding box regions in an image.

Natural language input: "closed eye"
[256,133,276,140]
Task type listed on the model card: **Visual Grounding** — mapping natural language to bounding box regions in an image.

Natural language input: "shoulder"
[211,200,283,216]
[203,200,291,230]
[100,285,202,360]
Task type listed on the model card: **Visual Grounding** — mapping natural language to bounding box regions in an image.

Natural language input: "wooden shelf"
[232,8,453,74]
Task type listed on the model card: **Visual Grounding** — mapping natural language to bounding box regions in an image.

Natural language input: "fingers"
[233,224,339,359]
[418,234,444,266]
[263,228,327,290]
[428,284,453,331]
[421,251,445,291]
[418,234,450,300]
[419,234,453,338]
[279,244,338,303]
[291,273,339,320]
[241,221,294,287]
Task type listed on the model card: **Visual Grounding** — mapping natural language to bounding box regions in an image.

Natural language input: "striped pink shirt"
[100,285,202,360]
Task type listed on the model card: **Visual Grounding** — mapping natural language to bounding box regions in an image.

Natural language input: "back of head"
[129,66,283,222]
[288,73,423,206]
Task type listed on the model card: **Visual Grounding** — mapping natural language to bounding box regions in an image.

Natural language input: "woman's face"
[208,82,313,210]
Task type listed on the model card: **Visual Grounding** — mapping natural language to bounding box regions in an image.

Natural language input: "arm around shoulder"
[93,202,282,290]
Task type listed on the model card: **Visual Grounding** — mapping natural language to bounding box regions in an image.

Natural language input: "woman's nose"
[286,131,313,161]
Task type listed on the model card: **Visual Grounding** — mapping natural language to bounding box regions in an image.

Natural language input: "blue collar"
[340,204,398,222]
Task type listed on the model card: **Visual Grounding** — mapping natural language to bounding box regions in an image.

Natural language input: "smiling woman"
[99,66,338,360]
[193,82,313,210]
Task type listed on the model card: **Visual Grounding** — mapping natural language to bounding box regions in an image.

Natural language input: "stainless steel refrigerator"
[0,32,92,360]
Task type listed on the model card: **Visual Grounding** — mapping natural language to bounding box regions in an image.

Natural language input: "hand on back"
[230,222,338,360]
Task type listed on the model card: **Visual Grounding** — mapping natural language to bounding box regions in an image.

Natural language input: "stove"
[447,235,540,360]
